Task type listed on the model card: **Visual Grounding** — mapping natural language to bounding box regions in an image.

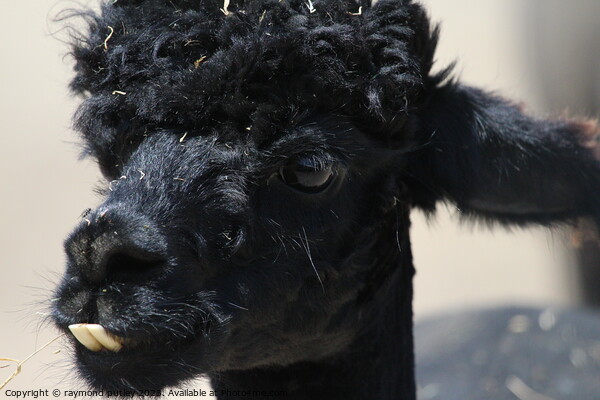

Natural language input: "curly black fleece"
[70,0,437,178]
[52,1,600,399]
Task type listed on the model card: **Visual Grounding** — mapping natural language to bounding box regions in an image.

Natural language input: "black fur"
[52,1,600,399]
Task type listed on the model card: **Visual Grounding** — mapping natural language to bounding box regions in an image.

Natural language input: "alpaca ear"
[407,82,600,226]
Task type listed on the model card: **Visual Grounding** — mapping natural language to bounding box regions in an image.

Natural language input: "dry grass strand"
[0,334,66,390]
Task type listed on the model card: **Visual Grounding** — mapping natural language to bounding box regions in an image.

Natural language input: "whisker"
[300,226,324,292]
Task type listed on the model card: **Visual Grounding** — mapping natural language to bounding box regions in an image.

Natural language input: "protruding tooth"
[87,324,123,352]
[68,324,103,352]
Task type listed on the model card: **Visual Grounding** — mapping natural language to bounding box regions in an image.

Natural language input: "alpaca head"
[52,0,600,395]
[53,0,431,391]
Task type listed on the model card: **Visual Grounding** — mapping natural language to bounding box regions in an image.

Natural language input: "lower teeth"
[69,324,124,352]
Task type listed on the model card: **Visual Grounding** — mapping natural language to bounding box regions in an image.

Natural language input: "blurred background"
[1,0,598,398]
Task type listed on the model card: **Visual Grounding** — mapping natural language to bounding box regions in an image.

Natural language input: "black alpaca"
[52,1,600,399]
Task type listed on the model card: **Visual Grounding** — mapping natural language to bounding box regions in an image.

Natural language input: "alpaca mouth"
[68,323,159,353]
[66,321,211,391]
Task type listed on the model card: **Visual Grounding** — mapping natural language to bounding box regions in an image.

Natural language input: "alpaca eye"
[279,158,335,193]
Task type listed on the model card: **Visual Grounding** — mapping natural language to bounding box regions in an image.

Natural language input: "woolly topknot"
[69,0,437,172]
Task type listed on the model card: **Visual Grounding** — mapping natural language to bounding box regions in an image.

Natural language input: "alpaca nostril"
[65,208,169,284]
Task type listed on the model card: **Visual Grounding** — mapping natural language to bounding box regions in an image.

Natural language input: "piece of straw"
[0,334,65,390]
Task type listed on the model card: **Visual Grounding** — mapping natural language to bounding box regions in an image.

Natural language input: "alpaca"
[52,0,600,399]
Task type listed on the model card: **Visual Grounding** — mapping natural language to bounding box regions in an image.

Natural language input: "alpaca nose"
[65,208,168,283]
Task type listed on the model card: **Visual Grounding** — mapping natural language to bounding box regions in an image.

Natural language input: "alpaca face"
[53,114,406,390]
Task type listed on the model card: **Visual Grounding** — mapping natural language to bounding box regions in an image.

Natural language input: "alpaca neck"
[210,266,415,400]
[211,211,416,400]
